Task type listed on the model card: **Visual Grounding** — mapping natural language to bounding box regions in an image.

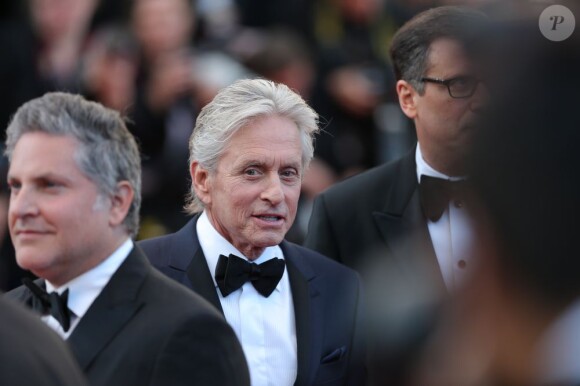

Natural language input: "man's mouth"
[254,215,284,222]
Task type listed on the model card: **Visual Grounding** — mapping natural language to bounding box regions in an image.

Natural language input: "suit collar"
[373,147,447,293]
[167,215,201,271]
[382,148,418,216]
[186,243,224,313]
[373,148,424,247]
[67,246,149,370]
[161,214,225,313]
[281,241,321,386]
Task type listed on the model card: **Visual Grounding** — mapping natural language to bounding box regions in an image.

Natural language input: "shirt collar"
[196,211,285,293]
[415,143,466,183]
[46,238,133,319]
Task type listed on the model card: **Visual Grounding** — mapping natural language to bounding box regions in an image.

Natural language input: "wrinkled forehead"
[218,116,304,164]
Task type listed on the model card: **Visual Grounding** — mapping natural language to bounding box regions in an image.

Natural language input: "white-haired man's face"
[192,114,303,260]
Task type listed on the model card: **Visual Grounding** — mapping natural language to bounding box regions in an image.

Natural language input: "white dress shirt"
[43,238,133,339]
[197,211,297,386]
[416,145,475,291]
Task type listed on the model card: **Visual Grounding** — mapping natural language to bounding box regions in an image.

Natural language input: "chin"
[16,253,52,273]
[251,233,285,249]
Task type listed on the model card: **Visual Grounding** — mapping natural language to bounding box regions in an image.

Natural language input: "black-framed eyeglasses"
[420,76,479,98]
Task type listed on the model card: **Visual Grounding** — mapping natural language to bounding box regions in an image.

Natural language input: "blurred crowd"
[0,0,494,290]
[2,1,580,385]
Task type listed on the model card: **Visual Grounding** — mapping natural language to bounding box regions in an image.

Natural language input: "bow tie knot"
[23,277,72,332]
[419,175,469,222]
[249,264,262,281]
[215,254,285,298]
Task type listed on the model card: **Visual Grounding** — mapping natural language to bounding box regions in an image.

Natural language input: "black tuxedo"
[138,216,365,386]
[304,149,448,384]
[0,296,88,386]
[304,149,445,291]
[7,246,250,386]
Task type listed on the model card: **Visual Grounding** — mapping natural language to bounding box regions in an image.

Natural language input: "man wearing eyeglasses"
[305,6,488,293]
[304,7,487,382]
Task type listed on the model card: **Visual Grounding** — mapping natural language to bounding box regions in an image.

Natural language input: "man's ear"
[109,181,134,227]
[396,79,419,119]
[191,161,212,206]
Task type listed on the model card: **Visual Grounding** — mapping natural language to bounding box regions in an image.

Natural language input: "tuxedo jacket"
[138,217,365,386]
[7,246,250,386]
[0,296,88,386]
[304,149,448,384]
[304,149,445,291]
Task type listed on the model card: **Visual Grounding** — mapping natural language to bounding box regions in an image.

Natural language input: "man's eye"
[281,169,300,179]
[452,77,474,87]
[7,181,20,191]
[245,169,259,176]
[41,180,62,189]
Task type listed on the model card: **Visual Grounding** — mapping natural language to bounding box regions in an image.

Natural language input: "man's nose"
[260,174,284,205]
[10,187,39,218]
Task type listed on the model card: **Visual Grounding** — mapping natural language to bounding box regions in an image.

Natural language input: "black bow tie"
[23,277,72,332]
[215,254,285,298]
[419,175,469,222]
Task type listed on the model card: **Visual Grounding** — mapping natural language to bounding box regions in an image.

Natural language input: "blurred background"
[0,0,565,282]
[3,2,580,385]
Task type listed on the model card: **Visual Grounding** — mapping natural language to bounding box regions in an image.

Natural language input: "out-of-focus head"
[469,25,580,309]
[187,79,319,258]
[83,26,139,112]
[29,0,98,41]
[131,0,194,58]
[244,29,315,98]
[337,0,383,24]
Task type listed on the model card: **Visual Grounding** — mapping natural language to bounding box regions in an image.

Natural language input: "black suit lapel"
[25,278,47,313]
[67,247,148,370]
[372,150,446,293]
[159,215,224,314]
[185,246,223,313]
[282,242,322,386]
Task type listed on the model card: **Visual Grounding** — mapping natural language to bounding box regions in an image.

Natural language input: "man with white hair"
[140,79,365,386]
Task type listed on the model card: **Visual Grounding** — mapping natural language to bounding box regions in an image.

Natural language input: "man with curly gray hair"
[140,79,365,386]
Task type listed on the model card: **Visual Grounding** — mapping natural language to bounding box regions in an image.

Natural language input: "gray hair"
[185,78,319,214]
[5,92,142,237]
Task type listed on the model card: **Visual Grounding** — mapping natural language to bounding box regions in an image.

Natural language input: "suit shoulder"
[286,242,360,281]
[321,156,409,204]
[138,232,173,254]
[143,267,222,319]
[138,232,178,267]
[138,218,197,268]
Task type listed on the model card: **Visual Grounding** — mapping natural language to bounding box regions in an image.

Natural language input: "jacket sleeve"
[149,311,250,386]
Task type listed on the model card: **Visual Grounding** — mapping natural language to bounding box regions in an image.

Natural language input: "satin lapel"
[67,247,149,370]
[28,278,47,312]
[163,215,224,314]
[185,245,223,314]
[282,242,321,386]
[371,151,446,293]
